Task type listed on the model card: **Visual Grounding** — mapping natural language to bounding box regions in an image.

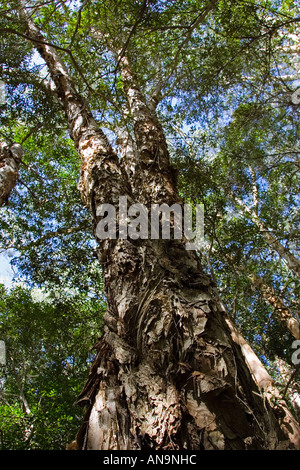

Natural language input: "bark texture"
[0,142,23,207]
[21,7,300,451]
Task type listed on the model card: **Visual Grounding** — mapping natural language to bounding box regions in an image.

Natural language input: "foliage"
[0,283,105,449]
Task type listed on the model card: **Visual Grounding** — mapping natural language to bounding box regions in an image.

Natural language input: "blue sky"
[0,251,15,287]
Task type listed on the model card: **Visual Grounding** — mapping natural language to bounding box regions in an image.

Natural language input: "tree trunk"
[250,274,300,341]
[75,52,300,450]
[233,195,300,279]
[0,142,23,207]
[21,7,300,451]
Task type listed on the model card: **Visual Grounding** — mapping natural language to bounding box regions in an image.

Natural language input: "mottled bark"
[21,6,300,451]
[20,6,122,212]
[0,142,23,206]
[116,52,178,206]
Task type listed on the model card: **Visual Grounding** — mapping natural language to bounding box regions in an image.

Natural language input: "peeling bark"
[21,6,300,451]
[0,142,23,206]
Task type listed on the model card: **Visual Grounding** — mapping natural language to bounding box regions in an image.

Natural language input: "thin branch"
[19,161,46,187]
[141,24,191,33]
[231,193,300,278]
[114,0,148,74]
[248,166,259,215]
[0,27,70,53]
[149,0,219,108]
[69,0,87,45]
[20,122,43,144]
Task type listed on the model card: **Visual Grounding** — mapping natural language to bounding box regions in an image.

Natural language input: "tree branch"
[22,222,91,249]
[0,142,24,207]
[248,165,259,214]
[69,0,87,45]
[282,363,300,399]
[13,5,110,152]
[250,273,300,340]
[149,0,219,109]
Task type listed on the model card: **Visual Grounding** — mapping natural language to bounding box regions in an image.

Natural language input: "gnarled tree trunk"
[75,52,300,451]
